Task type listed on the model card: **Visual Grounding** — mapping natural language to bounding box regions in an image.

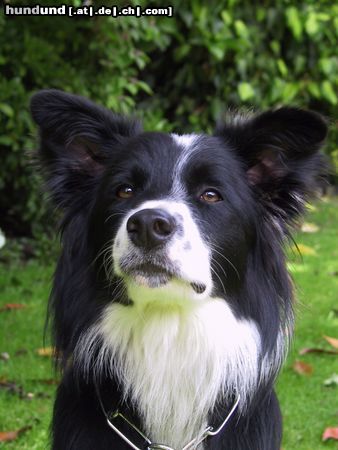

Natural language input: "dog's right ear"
[30,89,142,209]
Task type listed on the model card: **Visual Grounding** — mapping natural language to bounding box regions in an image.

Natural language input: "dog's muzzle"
[113,200,213,297]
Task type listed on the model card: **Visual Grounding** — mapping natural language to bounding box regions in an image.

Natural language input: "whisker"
[104,211,125,224]
[210,244,241,280]
[210,264,226,295]
[109,279,126,300]
[90,238,114,268]
[212,258,228,279]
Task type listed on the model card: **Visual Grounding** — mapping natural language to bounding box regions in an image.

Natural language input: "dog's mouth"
[123,262,175,288]
[121,262,207,294]
[122,262,207,293]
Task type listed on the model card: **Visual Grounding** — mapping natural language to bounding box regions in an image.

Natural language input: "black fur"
[31,89,327,450]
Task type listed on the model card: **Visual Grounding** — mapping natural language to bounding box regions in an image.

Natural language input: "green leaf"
[196,6,208,28]
[174,44,191,61]
[210,98,223,121]
[286,7,303,40]
[209,44,225,61]
[0,103,14,118]
[319,58,335,76]
[133,52,148,70]
[136,81,152,95]
[125,83,138,95]
[277,59,288,77]
[221,10,232,25]
[305,12,319,36]
[270,40,280,55]
[307,82,321,99]
[238,82,255,101]
[234,20,249,39]
[0,136,13,146]
[282,82,298,102]
[256,7,266,22]
[322,80,338,105]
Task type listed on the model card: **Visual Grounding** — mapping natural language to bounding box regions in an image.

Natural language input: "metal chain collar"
[100,394,241,450]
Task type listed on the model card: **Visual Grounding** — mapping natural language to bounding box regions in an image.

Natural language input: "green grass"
[0,262,54,449]
[278,197,338,450]
[0,198,337,449]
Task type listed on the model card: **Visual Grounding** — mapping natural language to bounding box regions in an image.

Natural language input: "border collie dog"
[31,90,327,450]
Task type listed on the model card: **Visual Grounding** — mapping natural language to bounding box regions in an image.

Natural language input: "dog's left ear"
[215,108,328,222]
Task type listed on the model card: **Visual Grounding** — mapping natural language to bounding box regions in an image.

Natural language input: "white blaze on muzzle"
[112,200,213,305]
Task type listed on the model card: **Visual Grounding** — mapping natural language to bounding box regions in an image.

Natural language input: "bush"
[0,1,337,241]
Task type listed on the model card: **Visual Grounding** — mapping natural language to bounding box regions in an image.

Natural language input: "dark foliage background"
[0,0,337,245]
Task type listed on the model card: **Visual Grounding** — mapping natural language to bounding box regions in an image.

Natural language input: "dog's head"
[31,90,327,313]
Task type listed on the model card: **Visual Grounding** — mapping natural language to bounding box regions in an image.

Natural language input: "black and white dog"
[31,90,327,450]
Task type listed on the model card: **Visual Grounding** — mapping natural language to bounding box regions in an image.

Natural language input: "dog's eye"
[200,189,223,203]
[116,185,134,199]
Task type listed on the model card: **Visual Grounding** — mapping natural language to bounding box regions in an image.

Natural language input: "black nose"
[127,208,176,249]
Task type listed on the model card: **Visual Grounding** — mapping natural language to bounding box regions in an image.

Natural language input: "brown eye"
[116,185,134,199]
[200,189,223,203]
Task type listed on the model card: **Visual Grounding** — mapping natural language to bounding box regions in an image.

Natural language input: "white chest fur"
[78,297,261,448]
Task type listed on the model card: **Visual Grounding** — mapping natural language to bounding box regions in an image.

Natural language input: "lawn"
[278,197,338,450]
[0,198,337,449]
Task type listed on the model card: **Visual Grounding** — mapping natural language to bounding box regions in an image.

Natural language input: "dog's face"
[30,89,327,316]
[90,132,253,308]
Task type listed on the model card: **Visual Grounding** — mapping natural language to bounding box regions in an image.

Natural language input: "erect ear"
[30,89,142,209]
[215,107,328,222]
